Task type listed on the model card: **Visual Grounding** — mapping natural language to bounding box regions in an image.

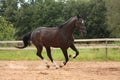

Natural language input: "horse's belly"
[51,43,61,48]
[43,41,61,48]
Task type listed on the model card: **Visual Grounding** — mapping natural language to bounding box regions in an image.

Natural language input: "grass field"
[0,48,120,61]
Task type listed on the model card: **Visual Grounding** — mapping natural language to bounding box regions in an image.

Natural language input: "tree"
[85,0,110,38]
[15,0,65,38]
[0,0,112,39]
[3,0,18,23]
[105,0,120,38]
[0,17,16,40]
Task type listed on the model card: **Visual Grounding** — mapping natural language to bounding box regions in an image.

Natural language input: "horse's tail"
[15,32,32,49]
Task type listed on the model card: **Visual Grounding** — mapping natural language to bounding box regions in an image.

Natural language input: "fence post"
[105,39,108,58]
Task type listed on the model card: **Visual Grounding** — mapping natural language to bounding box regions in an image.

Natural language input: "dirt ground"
[0,61,120,80]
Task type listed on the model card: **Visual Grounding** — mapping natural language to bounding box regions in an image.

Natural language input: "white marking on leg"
[53,61,59,69]
[43,59,50,68]
[59,63,64,68]
[69,54,76,58]
[43,59,48,64]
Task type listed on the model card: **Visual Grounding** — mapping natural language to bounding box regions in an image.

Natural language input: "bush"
[0,17,16,40]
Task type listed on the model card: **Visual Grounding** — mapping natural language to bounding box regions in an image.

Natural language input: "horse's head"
[75,14,87,36]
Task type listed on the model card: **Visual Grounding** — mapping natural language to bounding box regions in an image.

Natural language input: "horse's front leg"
[61,48,69,66]
[45,47,59,69]
[69,43,79,58]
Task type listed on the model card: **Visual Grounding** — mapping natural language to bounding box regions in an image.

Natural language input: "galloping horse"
[16,15,87,68]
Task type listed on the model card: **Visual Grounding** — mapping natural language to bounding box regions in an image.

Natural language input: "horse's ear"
[77,14,82,18]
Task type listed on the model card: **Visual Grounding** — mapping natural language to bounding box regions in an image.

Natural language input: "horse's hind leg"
[69,44,79,58]
[36,45,43,59]
[36,45,49,68]
[45,47,59,69]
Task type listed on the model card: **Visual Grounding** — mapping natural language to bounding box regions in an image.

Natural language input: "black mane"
[57,17,73,29]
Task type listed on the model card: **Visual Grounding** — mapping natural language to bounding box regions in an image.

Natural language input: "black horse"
[16,15,87,68]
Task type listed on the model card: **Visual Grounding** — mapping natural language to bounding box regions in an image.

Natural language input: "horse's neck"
[61,20,76,38]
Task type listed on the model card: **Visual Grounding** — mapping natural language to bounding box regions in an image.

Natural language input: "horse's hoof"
[55,67,59,69]
[63,62,66,65]
[59,65,63,68]
[69,55,72,58]
[55,65,60,69]
[46,65,50,68]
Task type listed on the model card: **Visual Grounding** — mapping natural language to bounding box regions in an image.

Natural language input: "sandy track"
[0,61,120,80]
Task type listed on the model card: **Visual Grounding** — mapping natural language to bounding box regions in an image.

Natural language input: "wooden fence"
[0,38,120,57]
[75,38,120,57]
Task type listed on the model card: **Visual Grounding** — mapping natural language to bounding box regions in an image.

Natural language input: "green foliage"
[3,0,18,22]
[0,17,16,40]
[85,0,109,38]
[105,0,120,38]
[0,0,119,39]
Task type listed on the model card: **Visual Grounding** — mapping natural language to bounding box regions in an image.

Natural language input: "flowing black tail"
[15,32,32,49]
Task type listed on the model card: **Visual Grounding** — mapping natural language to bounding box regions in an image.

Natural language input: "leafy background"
[0,0,120,40]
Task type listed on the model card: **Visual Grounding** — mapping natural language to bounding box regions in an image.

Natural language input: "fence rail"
[0,38,120,50]
[0,38,120,44]
[75,38,120,42]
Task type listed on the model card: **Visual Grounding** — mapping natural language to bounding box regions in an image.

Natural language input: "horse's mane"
[58,17,73,29]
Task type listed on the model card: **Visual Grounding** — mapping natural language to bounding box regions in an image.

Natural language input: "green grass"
[0,48,120,61]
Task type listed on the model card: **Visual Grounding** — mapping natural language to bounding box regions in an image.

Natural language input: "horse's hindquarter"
[31,28,61,47]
